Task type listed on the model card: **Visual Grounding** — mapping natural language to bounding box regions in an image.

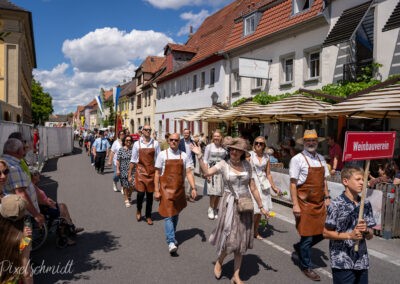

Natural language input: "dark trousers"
[332,269,368,284]
[137,191,154,218]
[298,234,324,269]
[95,152,106,173]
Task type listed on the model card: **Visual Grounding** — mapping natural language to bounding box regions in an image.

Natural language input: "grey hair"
[3,138,23,154]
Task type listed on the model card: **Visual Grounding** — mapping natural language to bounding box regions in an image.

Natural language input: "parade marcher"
[117,136,135,208]
[129,125,160,225]
[289,129,330,281]
[88,130,97,164]
[154,133,197,255]
[92,130,110,174]
[327,135,344,175]
[203,130,226,220]
[192,137,268,284]
[108,130,125,192]
[178,128,197,202]
[249,136,281,240]
[324,166,375,284]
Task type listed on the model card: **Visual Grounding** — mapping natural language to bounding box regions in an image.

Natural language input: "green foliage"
[104,100,115,126]
[320,80,380,98]
[253,92,292,105]
[31,79,54,125]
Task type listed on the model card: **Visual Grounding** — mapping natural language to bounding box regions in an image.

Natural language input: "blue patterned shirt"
[325,193,376,270]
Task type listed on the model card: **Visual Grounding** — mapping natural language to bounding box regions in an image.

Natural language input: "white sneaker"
[208,207,215,220]
[113,182,119,192]
[214,209,218,219]
[91,163,95,166]
[168,242,178,254]
[121,188,124,195]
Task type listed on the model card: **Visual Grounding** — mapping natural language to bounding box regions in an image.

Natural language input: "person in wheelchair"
[31,169,84,247]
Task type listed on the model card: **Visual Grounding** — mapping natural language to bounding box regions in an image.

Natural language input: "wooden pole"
[355,159,370,252]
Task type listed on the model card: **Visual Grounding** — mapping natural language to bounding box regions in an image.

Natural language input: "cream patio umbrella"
[327,82,400,118]
[176,105,227,122]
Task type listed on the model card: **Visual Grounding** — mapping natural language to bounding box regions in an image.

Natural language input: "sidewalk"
[194,175,400,267]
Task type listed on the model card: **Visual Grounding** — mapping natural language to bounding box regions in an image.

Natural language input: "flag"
[113,86,121,112]
[95,94,104,115]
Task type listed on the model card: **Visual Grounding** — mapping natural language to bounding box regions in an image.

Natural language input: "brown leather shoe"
[146,218,153,225]
[136,211,141,222]
[302,269,320,281]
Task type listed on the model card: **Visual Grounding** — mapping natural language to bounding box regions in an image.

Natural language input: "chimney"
[188,25,194,39]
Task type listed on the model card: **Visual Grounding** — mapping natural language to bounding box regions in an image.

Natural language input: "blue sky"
[11,0,233,114]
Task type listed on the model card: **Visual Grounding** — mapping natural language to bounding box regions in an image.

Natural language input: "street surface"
[32,145,400,283]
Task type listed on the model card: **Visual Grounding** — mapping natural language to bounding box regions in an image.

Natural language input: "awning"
[328,82,400,118]
[176,105,227,122]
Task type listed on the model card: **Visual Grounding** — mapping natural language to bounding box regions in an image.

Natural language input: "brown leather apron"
[296,153,326,236]
[158,150,187,217]
[135,141,156,193]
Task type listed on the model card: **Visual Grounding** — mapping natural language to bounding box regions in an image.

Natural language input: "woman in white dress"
[203,130,227,220]
[249,136,281,239]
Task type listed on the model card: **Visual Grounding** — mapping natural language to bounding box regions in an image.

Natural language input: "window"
[233,72,241,92]
[200,72,205,89]
[186,76,190,92]
[244,14,256,36]
[137,94,142,109]
[162,88,166,99]
[192,74,197,91]
[252,78,263,89]
[293,0,312,14]
[130,97,135,110]
[144,93,148,107]
[283,58,294,82]
[147,91,151,106]
[309,52,320,78]
[138,75,142,85]
[210,68,215,86]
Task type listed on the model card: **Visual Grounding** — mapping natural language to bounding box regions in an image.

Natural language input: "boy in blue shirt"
[323,166,375,284]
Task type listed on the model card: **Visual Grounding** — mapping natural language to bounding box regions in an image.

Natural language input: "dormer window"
[293,0,313,15]
[244,12,261,36]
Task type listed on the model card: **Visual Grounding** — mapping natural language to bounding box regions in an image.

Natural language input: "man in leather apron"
[154,133,197,255]
[289,130,330,281]
[128,125,160,225]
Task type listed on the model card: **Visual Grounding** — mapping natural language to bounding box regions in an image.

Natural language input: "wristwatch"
[324,196,331,200]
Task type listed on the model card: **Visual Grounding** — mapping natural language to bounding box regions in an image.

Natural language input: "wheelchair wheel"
[31,222,48,252]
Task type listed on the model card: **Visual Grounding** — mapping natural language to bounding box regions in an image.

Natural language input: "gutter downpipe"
[218,50,232,135]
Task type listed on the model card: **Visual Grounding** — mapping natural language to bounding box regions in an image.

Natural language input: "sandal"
[125,200,131,208]
[254,234,264,240]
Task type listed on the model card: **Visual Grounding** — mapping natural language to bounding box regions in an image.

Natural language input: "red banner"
[342,131,396,161]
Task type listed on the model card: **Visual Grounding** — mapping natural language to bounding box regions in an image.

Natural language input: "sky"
[11,0,233,114]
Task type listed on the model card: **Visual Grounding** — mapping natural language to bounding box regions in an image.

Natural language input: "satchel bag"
[237,196,254,213]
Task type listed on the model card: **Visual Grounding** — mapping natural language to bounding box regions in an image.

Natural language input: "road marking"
[274,211,400,267]
[261,238,332,279]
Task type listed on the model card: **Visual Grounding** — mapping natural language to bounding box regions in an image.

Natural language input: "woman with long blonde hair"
[203,130,227,220]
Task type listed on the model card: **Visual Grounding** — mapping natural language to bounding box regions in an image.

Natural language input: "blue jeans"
[112,163,120,183]
[164,215,179,244]
[298,234,324,269]
[332,269,368,284]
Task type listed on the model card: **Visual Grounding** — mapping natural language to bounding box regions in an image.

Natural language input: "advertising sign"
[342,131,396,161]
[238,58,270,79]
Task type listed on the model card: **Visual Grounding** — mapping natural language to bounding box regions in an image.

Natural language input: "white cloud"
[177,9,210,36]
[36,28,173,114]
[144,0,232,9]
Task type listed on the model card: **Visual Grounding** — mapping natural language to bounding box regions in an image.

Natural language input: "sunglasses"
[142,128,152,132]
[254,142,265,146]
[169,139,179,142]
[0,168,10,175]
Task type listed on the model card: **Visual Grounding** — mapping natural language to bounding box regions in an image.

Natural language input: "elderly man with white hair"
[2,138,45,227]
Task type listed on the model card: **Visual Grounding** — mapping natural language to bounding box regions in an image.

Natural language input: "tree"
[31,78,54,125]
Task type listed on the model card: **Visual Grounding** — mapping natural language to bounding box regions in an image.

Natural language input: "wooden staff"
[355,159,370,252]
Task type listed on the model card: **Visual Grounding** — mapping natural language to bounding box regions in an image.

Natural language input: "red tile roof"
[164,43,197,54]
[224,0,324,51]
[139,56,165,74]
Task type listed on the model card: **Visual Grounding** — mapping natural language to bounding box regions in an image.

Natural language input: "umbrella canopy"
[328,82,400,118]
[176,105,227,122]
[242,94,332,121]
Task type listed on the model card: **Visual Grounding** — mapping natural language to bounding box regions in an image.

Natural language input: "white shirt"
[111,139,122,166]
[155,148,190,176]
[130,137,160,163]
[289,150,330,186]
[184,139,193,164]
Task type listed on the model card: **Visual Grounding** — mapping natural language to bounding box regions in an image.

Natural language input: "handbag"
[222,162,254,213]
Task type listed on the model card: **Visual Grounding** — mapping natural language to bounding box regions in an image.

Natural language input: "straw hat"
[296,129,325,145]
[223,137,250,153]
[0,194,27,221]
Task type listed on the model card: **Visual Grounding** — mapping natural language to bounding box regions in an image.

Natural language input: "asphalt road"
[31,145,399,284]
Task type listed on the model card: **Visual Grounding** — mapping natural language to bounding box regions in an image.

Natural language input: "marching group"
[78,127,376,284]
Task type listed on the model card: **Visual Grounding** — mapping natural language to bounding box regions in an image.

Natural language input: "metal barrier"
[0,121,73,169]
[378,183,400,239]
